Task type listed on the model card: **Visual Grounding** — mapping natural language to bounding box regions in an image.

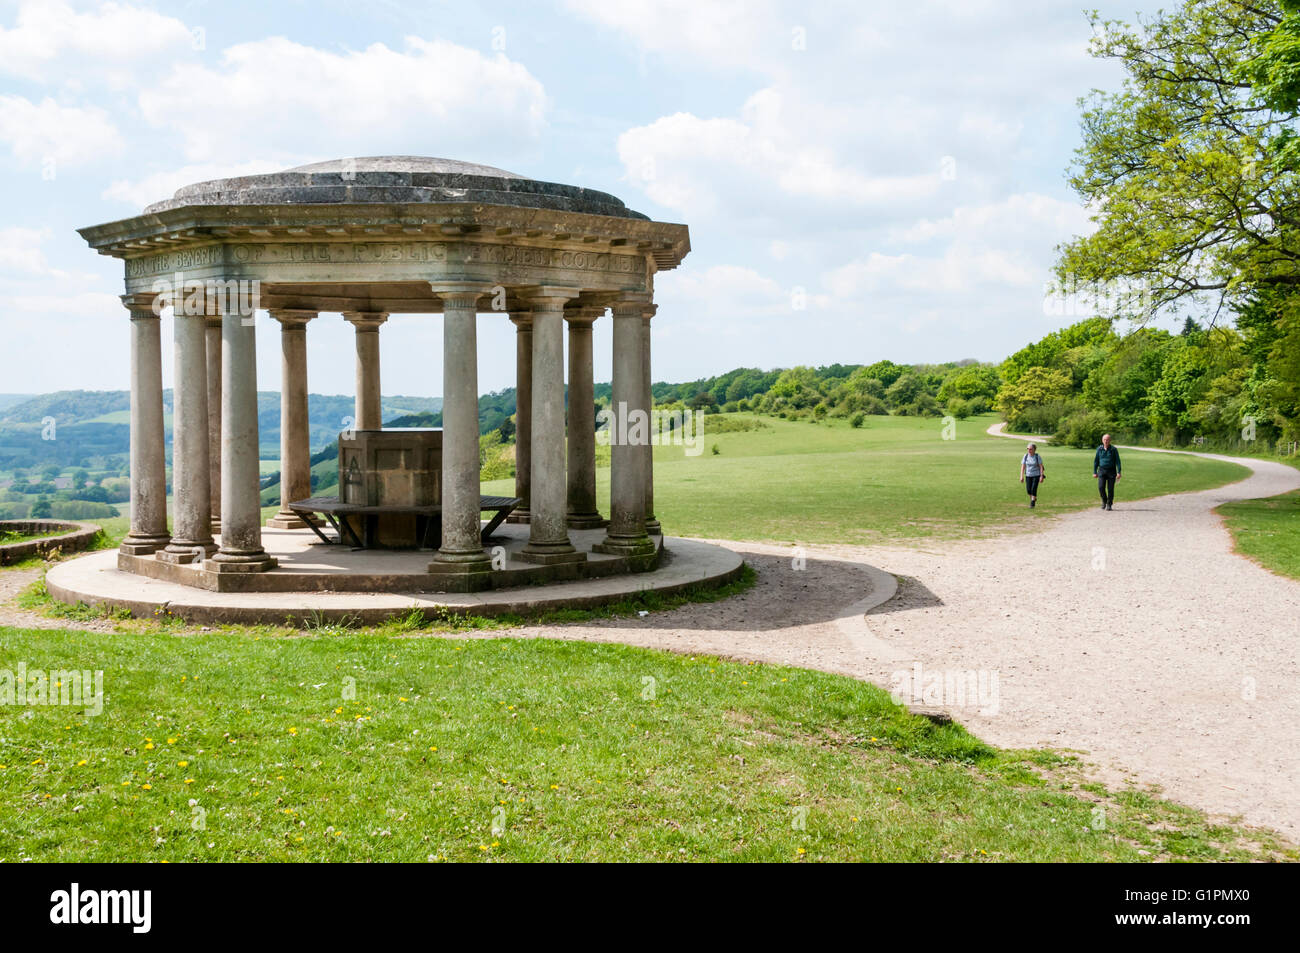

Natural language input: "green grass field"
[486,413,1249,545]
[0,624,1285,862]
[1218,487,1300,580]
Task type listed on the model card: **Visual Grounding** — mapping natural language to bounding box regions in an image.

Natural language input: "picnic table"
[286,495,520,550]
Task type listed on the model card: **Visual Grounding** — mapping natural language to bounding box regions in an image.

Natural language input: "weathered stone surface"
[142,156,649,220]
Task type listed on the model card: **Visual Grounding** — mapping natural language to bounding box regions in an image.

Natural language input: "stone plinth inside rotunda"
[338,428,442,549]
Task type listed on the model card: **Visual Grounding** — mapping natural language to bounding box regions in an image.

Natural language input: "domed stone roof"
[142,156,648,220]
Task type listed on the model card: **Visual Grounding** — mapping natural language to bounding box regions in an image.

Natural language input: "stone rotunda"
[59,156,742,617]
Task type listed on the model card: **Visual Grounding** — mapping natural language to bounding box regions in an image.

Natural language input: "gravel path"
[518,431,1300,836]
[4,432,1296,834]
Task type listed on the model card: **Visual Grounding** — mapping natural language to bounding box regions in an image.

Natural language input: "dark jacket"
[1094,444,1122,474]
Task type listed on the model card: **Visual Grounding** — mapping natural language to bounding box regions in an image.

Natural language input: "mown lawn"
[486,412,1250,545]
[0,623,1286,862]
[1218,487,1300,580]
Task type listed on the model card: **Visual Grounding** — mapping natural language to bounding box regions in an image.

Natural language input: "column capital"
[520,286,581,311]
[121,293,163,318]
[430,282,492,309]
[564,305,604,326]
[509,311,533,329]
[270,309,318,329]
[204,314,223,330]
[610,292,652,316]
[640,304,658,322]
[343,311,388,330]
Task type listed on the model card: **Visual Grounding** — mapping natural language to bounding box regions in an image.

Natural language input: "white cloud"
[893,193,1091,245]
[0,1,196,86]
[563,0,783,71]
[0,95,123,167]
[617,100,942,223]
[103,159,291,210]
[138,36,548,162]
[0,227,56,275]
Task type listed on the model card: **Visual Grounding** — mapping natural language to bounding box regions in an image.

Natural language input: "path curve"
[519,427,1300,836]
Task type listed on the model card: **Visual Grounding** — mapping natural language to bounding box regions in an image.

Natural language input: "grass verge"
[0,623,1287,862]
[1217,488,1300,580]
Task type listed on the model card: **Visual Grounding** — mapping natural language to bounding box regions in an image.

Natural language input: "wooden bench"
[286,495,520,550]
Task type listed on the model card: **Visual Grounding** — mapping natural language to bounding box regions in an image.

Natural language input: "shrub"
[1054,410,1110,449]
[897,394,942,418]
[50,500,117,519]
[850,412,865,429]
[1010,398,1081,435]
[946,397,972,420]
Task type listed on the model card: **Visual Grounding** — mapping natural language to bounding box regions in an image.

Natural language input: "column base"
[157,540,218,565]
[505,508,531,524]
[517,540,588,566]
[266,511,310,530]
[592,534,657,561]
[209,550,278,573]
[209,518,222,535]
[566,512,606,530]
[645,518,662,536]
[427,549,493,591]
[119,534,170,556]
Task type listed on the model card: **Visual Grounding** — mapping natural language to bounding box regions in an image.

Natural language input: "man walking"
[1093,433,1122,510]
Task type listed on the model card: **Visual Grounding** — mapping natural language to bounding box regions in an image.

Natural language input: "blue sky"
[0,0,1168,397]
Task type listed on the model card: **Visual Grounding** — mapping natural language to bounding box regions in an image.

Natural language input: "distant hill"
[0,390,446,471]
[0,394,34,414]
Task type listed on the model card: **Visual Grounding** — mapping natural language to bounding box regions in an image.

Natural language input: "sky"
[0,0,1170,398]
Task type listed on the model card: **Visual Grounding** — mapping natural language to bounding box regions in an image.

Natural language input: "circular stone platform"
[45,533,743,626]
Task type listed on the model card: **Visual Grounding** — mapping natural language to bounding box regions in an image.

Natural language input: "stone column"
[520,287,585,565]
[565,306,604,529]
[506,312,532,523]
[119,294,170,555]
[267,310,316,529]
[211,307,276,573]
[427,285,491,589]
[343,312,387,430]
[159,309,216,563]
[205,315,222,534]
[594,294,655,563]
[642,304,661,535]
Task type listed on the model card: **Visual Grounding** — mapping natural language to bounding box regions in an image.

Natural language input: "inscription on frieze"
[127,242,450,276]
[463,244,643,274]
[124,245,223,277]
[125,240,642,277]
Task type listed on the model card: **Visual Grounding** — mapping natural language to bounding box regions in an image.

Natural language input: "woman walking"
[1019,442,1046,508]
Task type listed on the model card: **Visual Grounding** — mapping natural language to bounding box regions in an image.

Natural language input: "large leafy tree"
[1057,1,1300,321]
